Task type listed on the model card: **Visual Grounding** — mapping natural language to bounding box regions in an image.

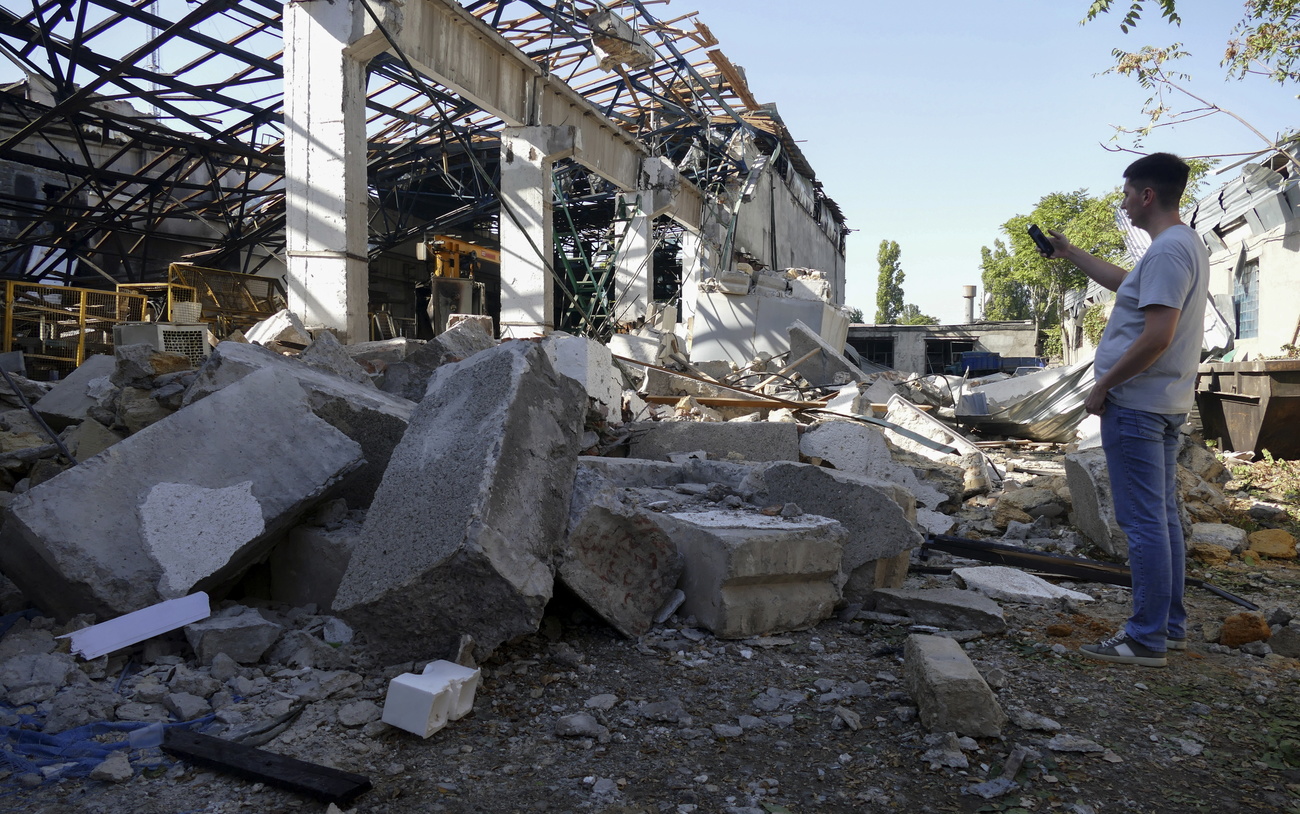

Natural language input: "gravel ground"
[2,559,1297,814]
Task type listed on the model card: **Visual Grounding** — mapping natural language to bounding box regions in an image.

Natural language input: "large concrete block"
[627,420,800,463]
[744,461,923,601]
[542,333,623,423]
[904,633,1005,737]
[0,369,364,620]
[649,508,845,638]
[883,395,997,488]
[377,318,499,401]
[333,342,585,664]
[1064,447,1127,559]
[799,420,947,510]
[183,341,414,507]
[269,521,361,610]
[560,466,683,637]
[32,354,116,430]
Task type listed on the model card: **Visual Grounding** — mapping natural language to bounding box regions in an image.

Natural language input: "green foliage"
[1082,302,1109,345]
[1085,1,1300,156]
[875,240,904,324]
[845,306,865,323]
[1084,0,1181,32]
[1041,327,1064,360]
[980,189,1126,328]
[899,303,939,325]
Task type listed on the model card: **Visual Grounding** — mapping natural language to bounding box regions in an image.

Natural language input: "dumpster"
[1195,358,1300,460]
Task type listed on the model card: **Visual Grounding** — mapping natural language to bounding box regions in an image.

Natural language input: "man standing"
[1045,152,1209,668]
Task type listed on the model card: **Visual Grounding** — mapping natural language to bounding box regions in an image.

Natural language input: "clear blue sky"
[700,0,1298,324]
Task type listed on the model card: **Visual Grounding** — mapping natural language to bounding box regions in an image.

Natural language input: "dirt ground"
[2,456,1299,814]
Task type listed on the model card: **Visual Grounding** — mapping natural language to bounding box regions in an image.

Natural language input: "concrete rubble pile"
[0,303,1291,796]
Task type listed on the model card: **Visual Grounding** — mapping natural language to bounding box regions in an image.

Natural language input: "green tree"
[845,306,865,323]
[979,189,1127,329]
[1084,1,1300,162]
[899,303,938,325]
[875,240,904,324]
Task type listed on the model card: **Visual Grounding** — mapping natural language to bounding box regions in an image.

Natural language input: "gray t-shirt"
[1093,223,1209,414]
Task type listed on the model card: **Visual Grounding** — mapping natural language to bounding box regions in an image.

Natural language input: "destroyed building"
[0,3,1296,812]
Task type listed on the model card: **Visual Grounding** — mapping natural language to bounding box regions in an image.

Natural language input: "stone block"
[799,420,947,509]
[346,338,423,368]
[627,420,799,463]
[1220,612,1271,647]
[0,369,364,620]
[1248,528,1297,559]
[382,660,481,738]
[60,418,122,461]
[1269,622,1300,658]
[333,342,585,664]
[117,386,172,434]
[904,633,1005,738]
[31,354,115,430]
[1190,523,1248,553]
[560,466,683,637]
[244,309,311,348]
[377,318,499,401]
[542,332,623,424]
[648,508,845,639]
[873,587,1006,634]
[183,340,414,507]
[183,609,284,665]
[300,331,375,387]
[742,461,923,601]
[1065,447,1127,559]
[111,344,193,389]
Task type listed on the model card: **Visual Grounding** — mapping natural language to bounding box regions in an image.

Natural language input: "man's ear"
[1142,186,1157,206]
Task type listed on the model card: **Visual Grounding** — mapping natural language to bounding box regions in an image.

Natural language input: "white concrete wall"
[730,165,846,304]
[1206,219,1300,356]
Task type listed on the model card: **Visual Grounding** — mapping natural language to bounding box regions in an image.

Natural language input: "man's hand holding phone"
[1028,224,1055,258]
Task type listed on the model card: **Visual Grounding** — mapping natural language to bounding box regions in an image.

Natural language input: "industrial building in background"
[0,0,847,361]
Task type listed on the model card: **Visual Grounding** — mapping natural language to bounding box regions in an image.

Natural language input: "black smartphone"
[1027,224,1054,257]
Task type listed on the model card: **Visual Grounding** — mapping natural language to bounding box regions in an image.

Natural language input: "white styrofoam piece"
[381,659,481,738]
[59,592,210,660]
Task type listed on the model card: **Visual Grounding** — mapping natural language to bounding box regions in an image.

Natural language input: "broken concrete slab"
[883,394,998,488]
[872,587,1006,634]
[1064,447,1127,559]
[60,418,123,461]
[627,420,800,463]
[31,354,115,430]
[182,341,415,507]
[576,456,754,492]
[333,342,585,664]
[799,420,948,510]
[542,332,624,424]
[561,466,683,638]
[111,344,194,389]
[375,317,499,401]
[648,508,845,639]
[244,308,312,349]
[300,332,376,388]
[1190,522,1248,553]
[904,633,1005,737]
[952,566,1093,605]
[788,319,867,386]
[0,368,364,620]
[742,462,923,601]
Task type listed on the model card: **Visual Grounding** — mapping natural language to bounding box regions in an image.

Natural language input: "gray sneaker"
[1080,632,1167,667]
[1167,637,1187,651]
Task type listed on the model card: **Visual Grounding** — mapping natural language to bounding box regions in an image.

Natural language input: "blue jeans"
[1100,403,1187,651]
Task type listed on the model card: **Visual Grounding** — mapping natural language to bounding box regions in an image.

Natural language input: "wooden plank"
[162,728,372,805]
[706,49,762,111]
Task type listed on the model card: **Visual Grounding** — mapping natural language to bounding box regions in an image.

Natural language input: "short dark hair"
[1123,152,1190,210]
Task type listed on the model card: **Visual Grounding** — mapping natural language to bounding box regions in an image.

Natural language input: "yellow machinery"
[2,281,147,380]
[416,235,496,335]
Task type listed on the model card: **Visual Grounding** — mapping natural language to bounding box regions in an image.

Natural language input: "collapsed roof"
[0,0,845,296]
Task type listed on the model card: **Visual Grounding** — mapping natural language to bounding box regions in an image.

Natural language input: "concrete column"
[678,228,710,332]
[498,126,578,338]
[613,191,652,327]
[282,0,387,343]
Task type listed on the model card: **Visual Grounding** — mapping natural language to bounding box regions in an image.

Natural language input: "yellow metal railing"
[3,282,147,380]
[115,283,200,323]
[166,264,286,338]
